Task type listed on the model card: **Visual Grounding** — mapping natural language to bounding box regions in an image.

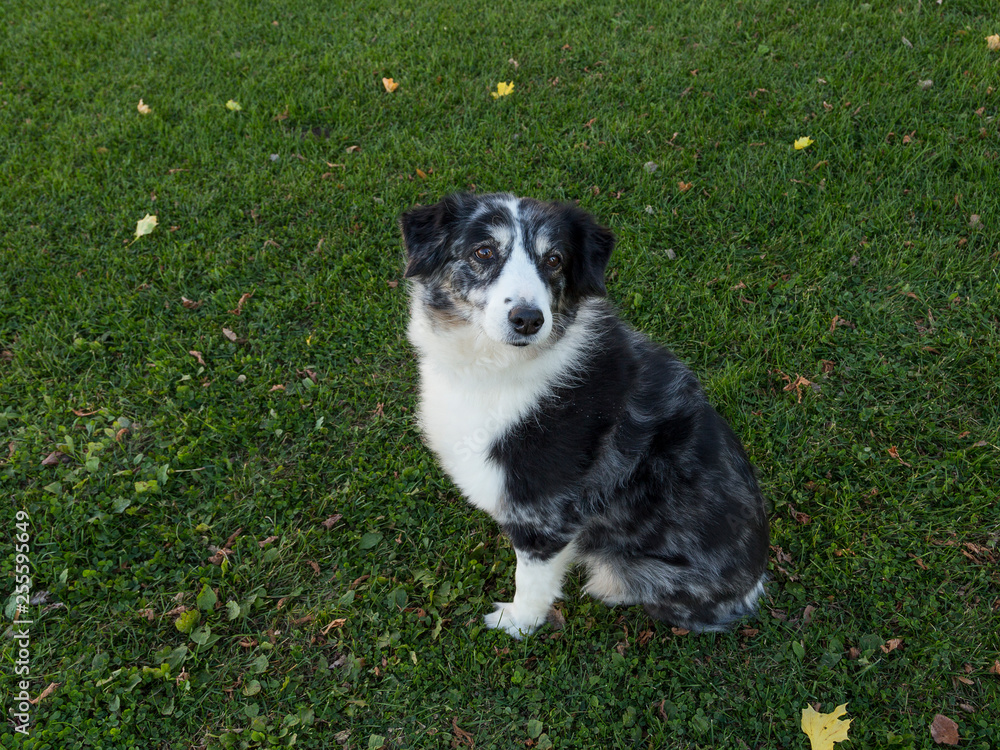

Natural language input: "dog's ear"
[400,193,474,279]
[563,204,615,298]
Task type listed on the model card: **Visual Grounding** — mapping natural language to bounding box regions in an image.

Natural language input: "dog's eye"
[545,253,562,268]
[474,246,494,260]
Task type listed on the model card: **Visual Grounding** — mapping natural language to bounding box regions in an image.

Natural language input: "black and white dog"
[401,193,769,639]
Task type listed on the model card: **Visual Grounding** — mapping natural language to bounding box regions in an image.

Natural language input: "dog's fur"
[401,192,769,639]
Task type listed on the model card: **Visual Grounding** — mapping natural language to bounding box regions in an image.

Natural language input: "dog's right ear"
[400,194,473,279]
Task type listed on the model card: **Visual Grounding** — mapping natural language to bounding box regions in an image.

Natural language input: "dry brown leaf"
[678,181,693,192]
[322,514,343,529]
[222,328,238,342]
[782,374,814,403]
[989,660,1000,676]
[258,535,279,548]
[803,604,817,624]
[229,291,254,315]
[321,618,347,635]
[181,297,203,310]
[881,638,903,653]
[930,714,959,745]
[30,683,60,705]
[382,77,399,93]
[42,450,73,466]
[346,145,361,153]
[452,717,475,748]
[887,446,912,467]
[308,561,321,575]
[189,351,207,367]
[789,505,812,524]
[269,384,285,392]
[671,627,690,636]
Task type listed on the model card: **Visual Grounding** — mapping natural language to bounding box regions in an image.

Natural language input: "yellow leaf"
[801,703,852,750]
[491,81,514,99]
[225,99,242,111]
[134,214,158,240]
[382,77,399,93]
[794,136,814,150]
[987,34,1000,52]
[137,99,152,115]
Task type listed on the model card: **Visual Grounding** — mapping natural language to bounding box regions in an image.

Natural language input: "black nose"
[508,306,544,336]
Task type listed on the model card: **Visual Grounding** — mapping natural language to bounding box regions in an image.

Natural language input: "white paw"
[483,602,543,639]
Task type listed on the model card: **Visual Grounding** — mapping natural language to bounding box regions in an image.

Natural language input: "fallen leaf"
[308,561,321,575]
[41,451,71,466]
[137,99,152,115]
[741,627,759,637]
[803,604,817,624]
[789,505,812,525]
[887,446,912,467]
[452,717,475,748]
[801,703,851,750]
[382,77,399,93]
[987,34,1000,52]
[345,145,361,153]
[415,168,428,179]
[30,683,60,705]
[918,79,934,90]
[258,535,279,548]
[321,618,347,635]
[881,638,903,653]
[133,214,158,241]
[794,136,815,150]
[269,384,285,392]
[491,81,514,99]
[643,161,658,173]
[678,181,693,192]
[783,374,814,403]
[225,99,242,111]
[670,627,690,636]
[930,714,959,745]
[222,328,238,342]
[322,514,343,529]
[181,297,203,309]
[189,351,207,367]
[969,214,981,228]
[229,291,254,315]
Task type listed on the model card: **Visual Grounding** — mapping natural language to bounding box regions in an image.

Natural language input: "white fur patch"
[484,543,577,638]
[409,297,602,518]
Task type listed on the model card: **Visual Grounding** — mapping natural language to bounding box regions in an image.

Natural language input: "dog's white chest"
[416,364,538,518]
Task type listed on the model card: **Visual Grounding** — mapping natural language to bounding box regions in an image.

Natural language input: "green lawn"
[1,1,998,748]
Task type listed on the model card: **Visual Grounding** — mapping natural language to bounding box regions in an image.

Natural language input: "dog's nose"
[508,306,544,336]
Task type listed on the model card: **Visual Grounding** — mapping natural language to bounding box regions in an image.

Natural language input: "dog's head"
[400,193,615,348]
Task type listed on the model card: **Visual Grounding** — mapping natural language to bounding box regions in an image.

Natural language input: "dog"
[400,192,769,639]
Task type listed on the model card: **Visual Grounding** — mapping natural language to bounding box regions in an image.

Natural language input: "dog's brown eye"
[474,246,494,260]
[545,254,562,268]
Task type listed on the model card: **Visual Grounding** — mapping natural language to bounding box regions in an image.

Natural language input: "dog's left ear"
[400,193,474,279]
[563,205,615,298]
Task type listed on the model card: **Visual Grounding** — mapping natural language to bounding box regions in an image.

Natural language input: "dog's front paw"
[483,602,543,639]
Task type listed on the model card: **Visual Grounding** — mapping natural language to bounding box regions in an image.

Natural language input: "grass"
[1,0,999,748]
